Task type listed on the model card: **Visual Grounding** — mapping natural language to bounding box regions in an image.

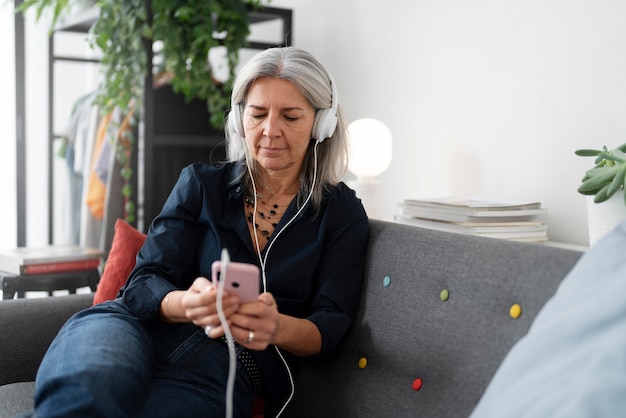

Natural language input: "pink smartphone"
[211,260,260,303]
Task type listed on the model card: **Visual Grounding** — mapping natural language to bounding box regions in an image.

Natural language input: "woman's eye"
[251,114,265,119]
[284,115,299,121]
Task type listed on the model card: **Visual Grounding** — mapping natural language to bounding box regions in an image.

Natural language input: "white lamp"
[347,118,393,219]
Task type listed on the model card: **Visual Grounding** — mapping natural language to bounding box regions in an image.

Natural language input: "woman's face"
[242,77,316,175]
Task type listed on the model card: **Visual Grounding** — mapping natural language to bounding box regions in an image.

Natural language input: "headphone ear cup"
[229,104,244,138]
[312,108,338,143]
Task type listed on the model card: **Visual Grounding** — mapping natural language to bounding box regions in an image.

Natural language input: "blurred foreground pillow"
[470,221,626,418]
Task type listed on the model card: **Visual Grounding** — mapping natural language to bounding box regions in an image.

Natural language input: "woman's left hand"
[229,292,280,350]
[228,292,322,356]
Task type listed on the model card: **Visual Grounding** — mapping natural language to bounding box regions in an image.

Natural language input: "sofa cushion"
[0,294,94,386]
[93,218,146,305]
[469,221,626,417]
[0,382,35,418]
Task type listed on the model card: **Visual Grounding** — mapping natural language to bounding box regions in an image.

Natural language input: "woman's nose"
[262,114,281,138]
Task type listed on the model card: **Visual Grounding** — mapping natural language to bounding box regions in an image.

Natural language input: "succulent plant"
[575,143,626,206]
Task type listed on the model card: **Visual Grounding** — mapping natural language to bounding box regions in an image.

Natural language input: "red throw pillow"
[93,219,147,305]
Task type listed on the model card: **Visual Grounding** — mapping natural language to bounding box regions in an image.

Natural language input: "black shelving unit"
[15,0,26,247]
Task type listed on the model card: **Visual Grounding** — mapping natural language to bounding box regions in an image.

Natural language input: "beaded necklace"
[244,196,289,240]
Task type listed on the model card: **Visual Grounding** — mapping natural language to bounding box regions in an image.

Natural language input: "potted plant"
[575,143,626,244]
[575,143,626,205]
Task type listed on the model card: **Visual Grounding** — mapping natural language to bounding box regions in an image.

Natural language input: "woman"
[32,47,369,417]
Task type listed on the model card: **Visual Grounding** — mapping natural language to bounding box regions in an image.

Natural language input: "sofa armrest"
[0,294,94,385]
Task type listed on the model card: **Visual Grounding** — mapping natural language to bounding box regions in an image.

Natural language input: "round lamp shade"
[347,118,393,178]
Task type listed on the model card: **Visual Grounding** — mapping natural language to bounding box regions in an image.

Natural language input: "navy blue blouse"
[119,162,369,411]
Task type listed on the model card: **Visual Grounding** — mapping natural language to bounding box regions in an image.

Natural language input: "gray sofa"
[0,220,583,418]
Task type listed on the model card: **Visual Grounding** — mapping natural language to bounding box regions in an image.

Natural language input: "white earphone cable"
[248,143,319,290]
[215,248,236,418]
[246,141,320,417]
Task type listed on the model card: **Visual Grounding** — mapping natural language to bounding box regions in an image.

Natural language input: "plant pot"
[586,193,626,246]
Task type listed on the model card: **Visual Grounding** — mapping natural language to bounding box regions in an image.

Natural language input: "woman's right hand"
[160,277,240,336]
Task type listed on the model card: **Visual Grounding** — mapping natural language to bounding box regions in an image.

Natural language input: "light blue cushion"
[470,221,626,418]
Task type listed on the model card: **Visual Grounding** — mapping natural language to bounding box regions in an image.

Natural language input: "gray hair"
[225,47,349,212]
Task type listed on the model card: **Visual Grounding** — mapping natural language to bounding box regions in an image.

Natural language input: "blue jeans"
[32,300,256,417]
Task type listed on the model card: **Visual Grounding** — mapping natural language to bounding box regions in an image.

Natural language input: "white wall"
[270,0,626,246]
[20,0,626,247]
[0,4,17,250]
[24,11,50,248]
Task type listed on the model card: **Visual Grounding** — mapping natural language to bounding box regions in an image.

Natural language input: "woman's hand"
[229,292,281,350]
[160,277,240,334]
[230,292,322,356]
[161,281,322,356]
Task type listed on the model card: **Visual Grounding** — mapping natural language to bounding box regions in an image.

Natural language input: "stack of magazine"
[395,197,548,242]
[0,245,104,276]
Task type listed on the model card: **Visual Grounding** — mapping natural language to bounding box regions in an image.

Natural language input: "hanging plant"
[18,0,267,223]
[18,0,266,127]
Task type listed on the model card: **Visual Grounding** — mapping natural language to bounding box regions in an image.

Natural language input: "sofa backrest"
[0,293,94,385]
[286,219,583,418]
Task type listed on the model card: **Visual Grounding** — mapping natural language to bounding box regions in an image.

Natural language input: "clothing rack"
[47,8,101,244]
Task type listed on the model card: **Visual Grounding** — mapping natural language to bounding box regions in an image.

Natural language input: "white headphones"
[229,66,338,144]
[311,71,338,143]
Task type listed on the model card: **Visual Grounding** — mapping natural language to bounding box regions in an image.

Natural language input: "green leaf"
[593,183,612,203]
[600,150,626,163]
[574,149,602,157]
[607,163,626,196]
[578,166,618,194]
[585,166,612,178]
